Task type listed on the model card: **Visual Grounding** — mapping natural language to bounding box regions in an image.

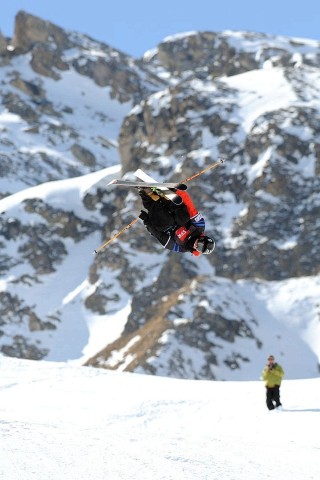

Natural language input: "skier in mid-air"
[138,187,215,256]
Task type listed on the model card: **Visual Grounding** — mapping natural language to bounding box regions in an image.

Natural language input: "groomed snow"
[1,357,319,480]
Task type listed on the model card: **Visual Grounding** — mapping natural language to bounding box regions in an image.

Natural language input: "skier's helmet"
[195,235,215,255]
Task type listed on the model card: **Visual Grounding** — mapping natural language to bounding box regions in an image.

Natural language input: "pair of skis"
[94,159,225,253]
[108,168,187,205]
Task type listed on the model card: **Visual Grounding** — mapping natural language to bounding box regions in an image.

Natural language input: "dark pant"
[266,386,282,410]
[140,191,190,231]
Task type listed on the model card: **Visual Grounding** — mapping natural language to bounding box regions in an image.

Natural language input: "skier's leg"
[266,388,275,410]
[138,188,160,204]
[274,386,282,407]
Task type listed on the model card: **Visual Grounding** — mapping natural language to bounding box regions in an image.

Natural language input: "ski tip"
[107,179,118,185]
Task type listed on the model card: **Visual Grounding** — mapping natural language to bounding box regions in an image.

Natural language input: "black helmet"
[194,235,215,255]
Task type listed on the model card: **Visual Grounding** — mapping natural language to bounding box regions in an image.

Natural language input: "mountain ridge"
[0,11,319,379]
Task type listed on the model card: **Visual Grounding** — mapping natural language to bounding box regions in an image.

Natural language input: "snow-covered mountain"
[0,11,319,380]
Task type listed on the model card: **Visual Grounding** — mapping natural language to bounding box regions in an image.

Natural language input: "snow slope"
[0,357,319,480]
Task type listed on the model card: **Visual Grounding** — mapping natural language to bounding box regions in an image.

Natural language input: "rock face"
[0,12,319,378]
[0,30,7,54]
[0,11,166,194]
[11,11,166,94]
[12,11,70,52]
[119,32,320,282]
[142,30,320,81]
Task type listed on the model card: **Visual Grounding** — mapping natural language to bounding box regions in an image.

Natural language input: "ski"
[108,179,187,190]
[133,169,183,205]
[108,169,184,205]
[95,159,225,253]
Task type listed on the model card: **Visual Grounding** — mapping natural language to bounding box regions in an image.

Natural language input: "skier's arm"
[273,365,284,379]
[176,190,205,230]
[262,367,269,380]
[190,212,205,230]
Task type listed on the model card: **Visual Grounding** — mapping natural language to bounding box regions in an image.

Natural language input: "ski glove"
[139,210,150,225]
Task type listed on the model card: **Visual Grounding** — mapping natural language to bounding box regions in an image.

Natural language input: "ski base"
[134,169,183,204]
[108,179,187,190]
[108,169,185,205]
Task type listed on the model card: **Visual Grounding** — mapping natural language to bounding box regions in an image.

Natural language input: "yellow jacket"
[262,363,284,387]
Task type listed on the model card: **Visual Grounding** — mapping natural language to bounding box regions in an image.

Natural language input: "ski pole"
[93,217,139,254]
[182,158,225,184]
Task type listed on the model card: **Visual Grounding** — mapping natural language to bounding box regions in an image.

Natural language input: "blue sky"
[2,0,320,57]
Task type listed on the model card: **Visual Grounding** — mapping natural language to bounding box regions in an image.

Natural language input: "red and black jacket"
[141,189,205,255]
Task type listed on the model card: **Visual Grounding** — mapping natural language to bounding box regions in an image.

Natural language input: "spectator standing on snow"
[262,355,284,410]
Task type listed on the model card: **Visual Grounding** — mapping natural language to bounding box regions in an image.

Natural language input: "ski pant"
[266,386,282,410]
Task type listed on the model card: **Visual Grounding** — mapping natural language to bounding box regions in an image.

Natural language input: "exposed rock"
[28,311,56,331]
[9,10,164,101]
[154,32,258,77]
[11,10,71,53]
[72,56,148,103]
[143,30,320,79]
[71,144,96,167]
[30,43,69,79]
[119,82,235,174]
[0,30,7,53]
[1,335,48,360]
[0,291,56,334]
[10,74,45,99]
[2,92,39,123]
[125,256,198,333]
[85,281,194,372]
[119,68,320,283]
